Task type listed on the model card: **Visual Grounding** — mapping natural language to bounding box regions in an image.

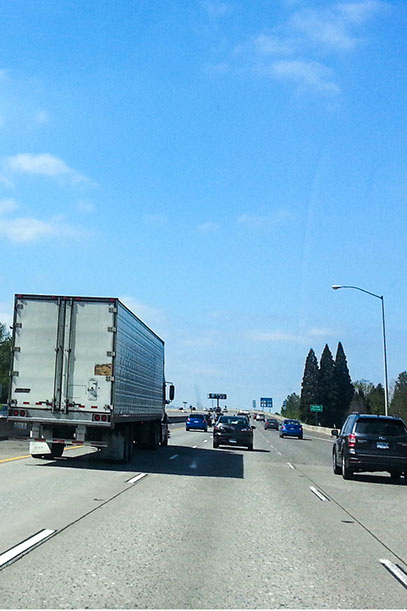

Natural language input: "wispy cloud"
[0,216,85,243]
[237,208,296,228]
[76,199,96,214]
[3,153,95,186]
[213,1,386,95]
[270,60,340,94]
[198,221,220,233]
[119,296,166,329]
[246,326,337,343]
[0,198,89,243]
[143,214,168,225]
[202,1,232,18]
[0,198,18,214]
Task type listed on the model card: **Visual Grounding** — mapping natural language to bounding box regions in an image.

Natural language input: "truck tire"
[50,444,65,458]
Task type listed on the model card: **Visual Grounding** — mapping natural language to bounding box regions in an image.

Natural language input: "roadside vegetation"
[281,341,407,427]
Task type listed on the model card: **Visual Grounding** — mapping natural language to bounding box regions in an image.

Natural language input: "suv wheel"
[342,453,353,480]
[333,449,342,475]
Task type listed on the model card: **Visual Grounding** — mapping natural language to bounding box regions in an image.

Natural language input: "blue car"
[280,419,303,439]
[186,413,208,432]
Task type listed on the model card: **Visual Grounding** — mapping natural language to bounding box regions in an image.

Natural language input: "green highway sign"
[310,404,323,412]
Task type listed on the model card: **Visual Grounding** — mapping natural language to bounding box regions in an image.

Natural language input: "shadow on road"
[348,473,407,486]
[29,444,245,479]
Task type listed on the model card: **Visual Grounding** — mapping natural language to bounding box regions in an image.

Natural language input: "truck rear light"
[91,405,98,409]
[94,415,100,421]
[101,415,107,422]
[23,402,29,405]
[19,410,26,416]
[348,433,356,448]
[36,402,42,405]
[13,410,19,416]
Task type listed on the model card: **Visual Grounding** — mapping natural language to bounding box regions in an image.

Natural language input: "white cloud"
[247,327,338,343]
[3,153,95,186]
[202,1,232,18]
[0,198,18,214]
[237,208,296,228]
[253,34,296,56]
[119,296,166,329]
[143,214,168,225]
[76,200,96,214]
[198,221,220,233]
[216,0,385,96]
[0,216,85,243]
[33,110,49,125]
[271,60,340,94]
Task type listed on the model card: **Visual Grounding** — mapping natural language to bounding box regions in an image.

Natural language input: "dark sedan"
[213,416,255,450]
[264,418,279,430]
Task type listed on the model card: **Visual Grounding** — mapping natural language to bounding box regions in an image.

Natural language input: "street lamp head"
[332,285,342,290]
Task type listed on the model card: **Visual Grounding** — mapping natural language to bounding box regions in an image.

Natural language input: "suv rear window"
[355,418,407,436]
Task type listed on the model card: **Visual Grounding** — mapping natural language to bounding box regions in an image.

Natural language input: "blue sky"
[0,0,406,411]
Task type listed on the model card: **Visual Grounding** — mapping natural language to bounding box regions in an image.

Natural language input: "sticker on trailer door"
[94,364,112,376]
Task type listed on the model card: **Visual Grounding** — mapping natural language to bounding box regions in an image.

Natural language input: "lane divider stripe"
[126,473,148,484]
[0,529,56,569]
[309,486,329,502]
[287,462,295,469]
[380,559,407,589]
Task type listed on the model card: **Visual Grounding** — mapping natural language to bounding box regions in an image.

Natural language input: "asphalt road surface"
[1,422,407,608]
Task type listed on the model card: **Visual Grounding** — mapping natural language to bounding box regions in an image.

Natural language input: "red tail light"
[348,433,356,448]
[19,410,26,416]
[94,414,100,421]
[13,410,18,416]
[101,415,107,422]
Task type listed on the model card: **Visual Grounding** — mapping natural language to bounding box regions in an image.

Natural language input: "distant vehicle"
[0,404,7,418]
[280,419,303,439]
[237,411,250,420]
[332,414,407,481]
[264,418,279,430]
[253,413,257,420]
[204,413,212,427]
[256,413,265,421]
[213,415,255,450]
[186,413,208,432]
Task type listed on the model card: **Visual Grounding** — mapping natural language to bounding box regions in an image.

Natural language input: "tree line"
[281,341,407,427]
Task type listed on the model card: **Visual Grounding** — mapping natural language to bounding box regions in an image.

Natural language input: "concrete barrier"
[261,414,333,437]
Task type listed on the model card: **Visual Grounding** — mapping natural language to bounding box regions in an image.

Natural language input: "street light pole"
[332,284,389,416]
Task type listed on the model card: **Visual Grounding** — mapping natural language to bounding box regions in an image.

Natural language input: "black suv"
[332,414,407,481]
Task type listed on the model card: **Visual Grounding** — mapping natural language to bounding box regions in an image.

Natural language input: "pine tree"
[390,372,407,421]
[334,342,354,426]
[300,349,319,424]
[319,344,339,427]
[281,393,300,419]
[366,383,385,415]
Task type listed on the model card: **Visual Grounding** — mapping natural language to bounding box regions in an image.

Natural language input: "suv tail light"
[348,433,356,448]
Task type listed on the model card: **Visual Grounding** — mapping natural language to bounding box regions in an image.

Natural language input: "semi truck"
[7,294,175,461]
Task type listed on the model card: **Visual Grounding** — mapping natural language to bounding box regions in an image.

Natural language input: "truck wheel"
[161,435,168,446]
[50,444,65,458]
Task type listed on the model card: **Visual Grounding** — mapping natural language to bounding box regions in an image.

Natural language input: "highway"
[1,421,407,608]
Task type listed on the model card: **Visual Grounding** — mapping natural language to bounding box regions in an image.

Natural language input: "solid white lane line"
[203,439,208,443]
[0,529,56,569]
[309,486,329,502]
[192,445,198,449]
[126,473,148,484]
[380,559,407,589]
[287,462,295,469]
[169,454,179,460]
[277,451,282,456]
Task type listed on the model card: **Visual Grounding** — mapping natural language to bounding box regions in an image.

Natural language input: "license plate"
[229,439,237,444]
[377,441,389,449]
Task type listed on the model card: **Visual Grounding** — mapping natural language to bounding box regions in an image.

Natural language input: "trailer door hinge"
[11,371,19,377]
[107,351,116,357]
[108,306,118,313]
[12,346,21,352]
[107,326,117,333]
[16,303,24,310]
[15,323,22,329]
[106,376,115,382]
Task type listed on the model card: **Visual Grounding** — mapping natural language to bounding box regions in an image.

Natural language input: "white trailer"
[7,294,174,461]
